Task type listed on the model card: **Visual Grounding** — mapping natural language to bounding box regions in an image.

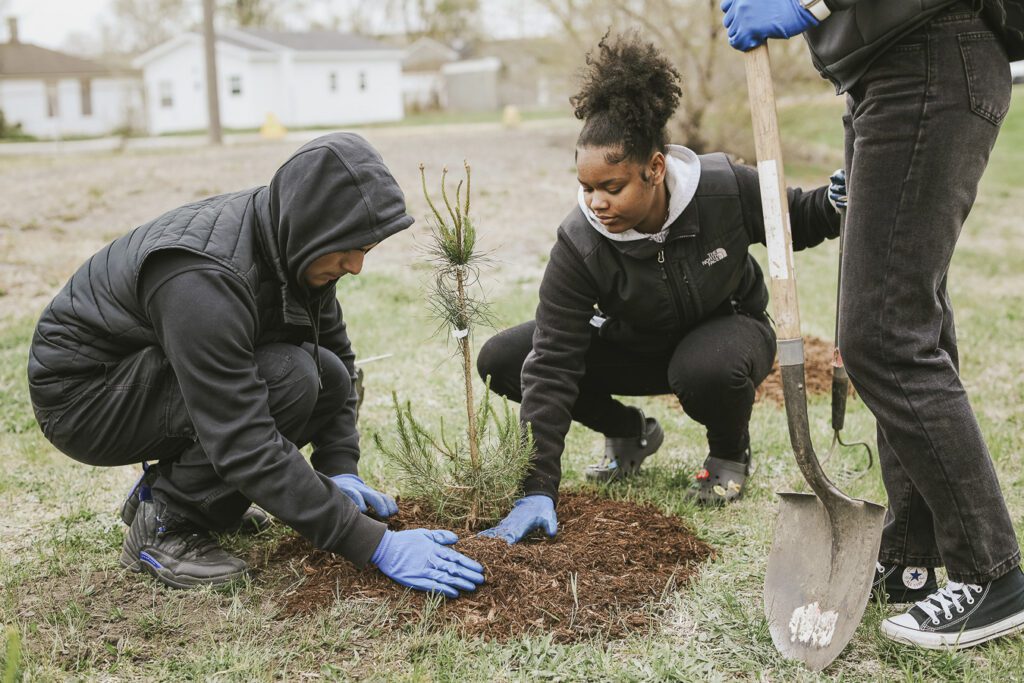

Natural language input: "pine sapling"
[375,162,534,531]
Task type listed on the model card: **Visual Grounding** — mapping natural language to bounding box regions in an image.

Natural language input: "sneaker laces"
[915,582,983,624]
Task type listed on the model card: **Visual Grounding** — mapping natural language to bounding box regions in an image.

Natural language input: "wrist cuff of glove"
[370,529,393,567]
[802,0,831,21]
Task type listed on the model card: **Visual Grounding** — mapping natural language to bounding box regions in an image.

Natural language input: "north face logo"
[701,248,727,266]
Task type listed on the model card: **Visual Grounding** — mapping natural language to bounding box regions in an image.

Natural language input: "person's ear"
[648,151,667,186]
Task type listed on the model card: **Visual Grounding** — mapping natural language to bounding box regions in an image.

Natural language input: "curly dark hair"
[570,31,682,166]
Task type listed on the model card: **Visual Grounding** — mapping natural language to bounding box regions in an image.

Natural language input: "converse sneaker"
[584,412,664,482]
[120,463,271,533]
[881,567,1024,649]
[120,499,249,589]
[684,449,751,505]
[873,562,939,603]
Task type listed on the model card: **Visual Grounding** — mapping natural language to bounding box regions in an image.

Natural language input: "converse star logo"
[701,247,727,267]
[902,566,929,589]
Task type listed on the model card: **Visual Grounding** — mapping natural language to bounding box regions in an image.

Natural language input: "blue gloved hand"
[721,0,819,52]
[371,528,485,598]
[331,474,398,518]
[478,495,558,545]
[828,168,847,212]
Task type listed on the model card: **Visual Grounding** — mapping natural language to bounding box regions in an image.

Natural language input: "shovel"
[743,45,886,671]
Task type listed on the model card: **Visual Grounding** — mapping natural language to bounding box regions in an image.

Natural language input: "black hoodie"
[28,133,413,565]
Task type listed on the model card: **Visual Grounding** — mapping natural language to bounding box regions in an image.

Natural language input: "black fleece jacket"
[519,156,840,502]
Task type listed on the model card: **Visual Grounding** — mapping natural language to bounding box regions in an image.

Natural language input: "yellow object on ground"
[260,113,287,140]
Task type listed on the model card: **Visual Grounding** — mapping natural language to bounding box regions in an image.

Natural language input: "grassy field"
[1,93,1023,681]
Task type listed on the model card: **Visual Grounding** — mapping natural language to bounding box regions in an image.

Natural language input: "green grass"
[2,93,1024,681]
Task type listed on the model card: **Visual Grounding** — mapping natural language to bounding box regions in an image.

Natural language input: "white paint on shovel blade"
[756,159,790,282]
[789,602,839,648]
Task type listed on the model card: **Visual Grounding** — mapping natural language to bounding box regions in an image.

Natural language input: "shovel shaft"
[832,206,848,432]
[744,46,854,508]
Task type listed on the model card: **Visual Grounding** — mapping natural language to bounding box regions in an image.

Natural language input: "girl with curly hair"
[477,32,845,541]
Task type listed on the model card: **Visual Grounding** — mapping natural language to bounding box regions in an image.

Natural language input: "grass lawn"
[2,92,1023,681]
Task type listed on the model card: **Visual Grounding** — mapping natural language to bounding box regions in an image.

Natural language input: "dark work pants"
[477,313,776,461]
[839,7,1019,583]
[40,343,351,530]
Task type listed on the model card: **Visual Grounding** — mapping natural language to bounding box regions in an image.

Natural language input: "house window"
[46,81,59,118]
[358,71,367,91]
[80,79,93,117]
[329,72,337,92]
[229,75,242,96]
[159,80,174,108]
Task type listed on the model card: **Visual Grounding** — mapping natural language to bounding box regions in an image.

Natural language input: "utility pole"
[202,0,222,145]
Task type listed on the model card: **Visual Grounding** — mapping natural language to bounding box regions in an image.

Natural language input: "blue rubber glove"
[721,0,819,52]
[478,495,558,545]
[330,474,398,518]
[371,529,485,598]
[828,168,847,212]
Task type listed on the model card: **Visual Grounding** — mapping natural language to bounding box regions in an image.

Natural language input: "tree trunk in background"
[202,0,223,146]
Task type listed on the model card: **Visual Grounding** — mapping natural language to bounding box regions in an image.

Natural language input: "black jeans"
[477,313,776,461]
[839,7,1019,583]
[40,343,350,530]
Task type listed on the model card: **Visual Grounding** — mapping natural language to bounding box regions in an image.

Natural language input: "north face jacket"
[519,153,840,501]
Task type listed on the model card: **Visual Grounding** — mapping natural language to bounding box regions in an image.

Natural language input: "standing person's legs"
[840,12,1018,586]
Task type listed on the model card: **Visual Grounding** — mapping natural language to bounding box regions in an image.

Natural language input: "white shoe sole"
[881,609,1024,650]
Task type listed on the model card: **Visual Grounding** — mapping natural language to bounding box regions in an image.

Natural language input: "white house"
[401,36,458,112]
[134,29,405,135]
[0,18,143,138]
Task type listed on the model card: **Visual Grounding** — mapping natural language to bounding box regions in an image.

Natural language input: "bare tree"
[105,0,193,53]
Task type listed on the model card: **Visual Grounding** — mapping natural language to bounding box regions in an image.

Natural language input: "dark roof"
[238,29,394,52]
[0,41,113,78]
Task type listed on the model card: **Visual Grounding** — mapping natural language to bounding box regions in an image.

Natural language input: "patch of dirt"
[258,491,713,643]
[754,335,853,405]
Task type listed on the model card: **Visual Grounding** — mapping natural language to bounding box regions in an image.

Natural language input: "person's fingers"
[476,527,500,538]
[435,548,485,579]
[406,578,459,599]
[427,568,478,593]
[543,513,558,537]
[427,529,459,545]
[720,0,733,13]
[362,489,393,517]
[339,487,368,513]
[383,493,399,517]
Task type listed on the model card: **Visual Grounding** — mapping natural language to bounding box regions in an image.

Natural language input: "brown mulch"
[258,492,714,643]
[755,335,853,405]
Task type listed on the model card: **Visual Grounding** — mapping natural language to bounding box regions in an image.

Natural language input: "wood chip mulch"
[257,492,714,643]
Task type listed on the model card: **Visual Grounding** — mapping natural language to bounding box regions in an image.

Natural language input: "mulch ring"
[755,334,853,405]
[257,492,714,643]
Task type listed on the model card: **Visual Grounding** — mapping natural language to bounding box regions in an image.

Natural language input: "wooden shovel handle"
[743,45,801,340]
[743,45,856,507]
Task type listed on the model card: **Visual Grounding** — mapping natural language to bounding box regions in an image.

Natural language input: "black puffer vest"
[27,188,287,412]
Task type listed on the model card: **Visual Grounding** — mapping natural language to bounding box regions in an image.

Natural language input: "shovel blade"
[764,492,886,671]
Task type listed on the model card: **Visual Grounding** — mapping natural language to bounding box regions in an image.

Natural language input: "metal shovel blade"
[764,491,885,671]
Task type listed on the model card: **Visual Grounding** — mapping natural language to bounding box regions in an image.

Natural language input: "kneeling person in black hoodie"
[27,133,485,597]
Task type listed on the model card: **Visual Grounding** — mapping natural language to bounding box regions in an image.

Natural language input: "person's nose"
[343,251,365,276]
[589,191,610,212]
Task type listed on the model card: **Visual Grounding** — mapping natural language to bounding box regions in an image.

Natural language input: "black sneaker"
[120,499,249,589]
[684,450,751,506]
[584,412,664,482]
[120,463,271,533]
[881,567,1024,649]
[873,562,939,603]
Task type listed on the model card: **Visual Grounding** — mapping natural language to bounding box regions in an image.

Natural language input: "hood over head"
[266,132,414,292]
